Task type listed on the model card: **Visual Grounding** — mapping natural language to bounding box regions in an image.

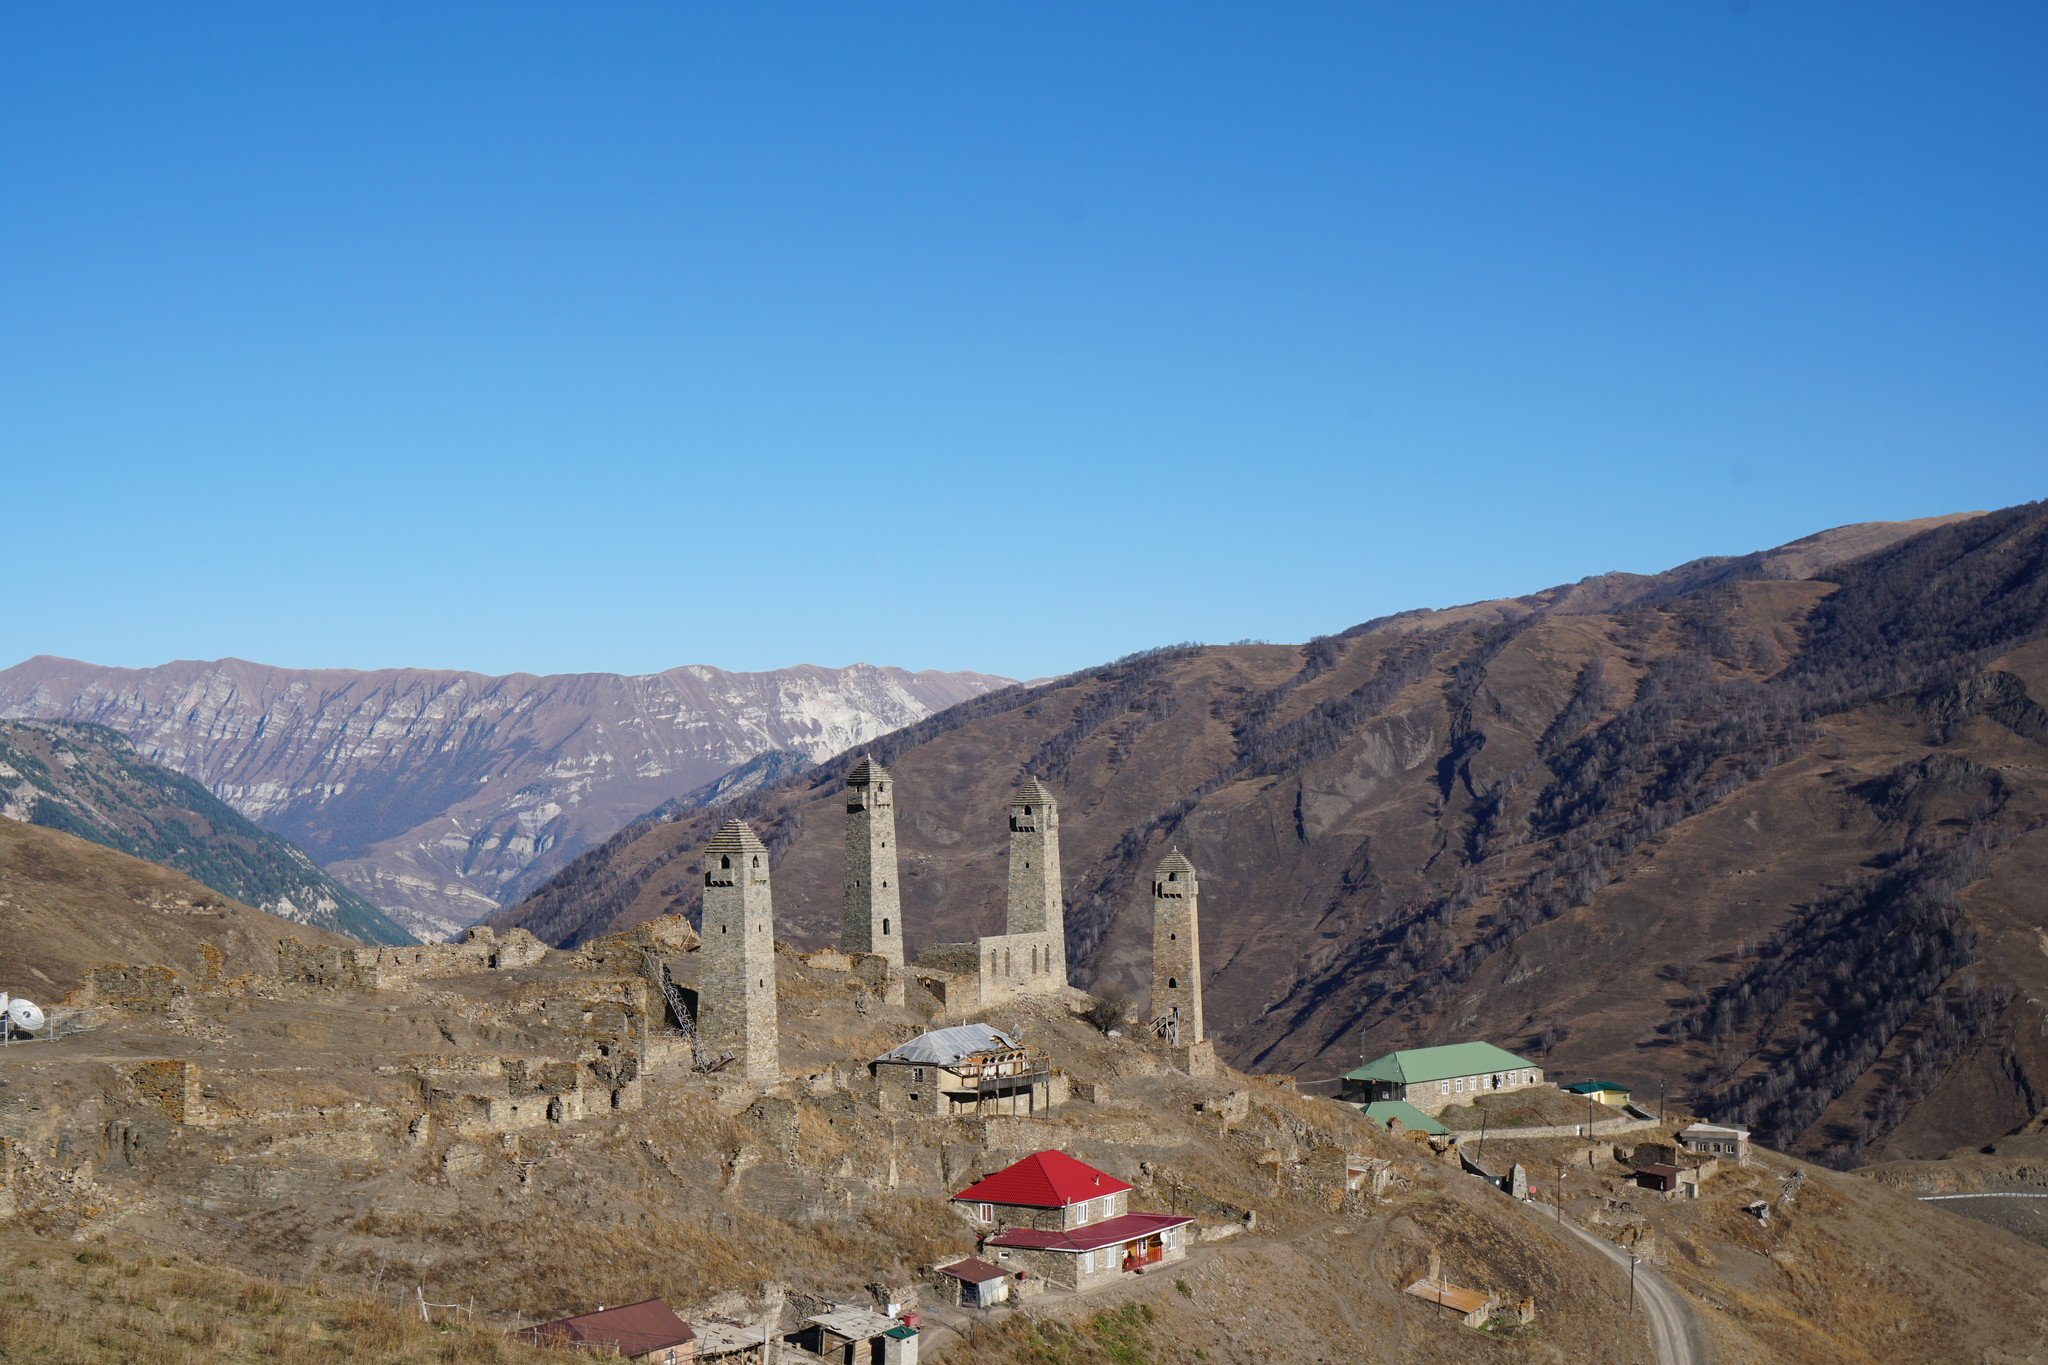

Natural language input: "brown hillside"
[2,930,2042,1364]
[0,818,345,998]
[500,506,2048,1169]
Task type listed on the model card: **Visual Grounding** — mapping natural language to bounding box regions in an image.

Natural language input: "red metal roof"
[953,1150,1134,1209]
[936,1256,1009,1284]
[523,1298,695,1354]
[986,1211,1192,1254]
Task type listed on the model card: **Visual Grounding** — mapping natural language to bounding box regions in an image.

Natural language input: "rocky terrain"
[499,505,2048,1169]
[0,658,1010,940]
[0,899,2041,1364]
[0,720,410,945]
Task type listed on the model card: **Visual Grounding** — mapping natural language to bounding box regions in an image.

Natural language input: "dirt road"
[1556,1216,1709,1365]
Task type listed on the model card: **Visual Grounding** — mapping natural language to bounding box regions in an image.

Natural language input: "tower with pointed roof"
[1005,777,1066,983]
[698,819,779,1082]
[841,756,903,967]
[1150,850,1203,1045]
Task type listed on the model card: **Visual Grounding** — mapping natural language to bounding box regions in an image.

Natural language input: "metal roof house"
[871,1023,1055,1117]
[518,1299,696,1363]
[1342,1042,1542,1114]
[1677,1122,1751,1163]
[954,1150,1192,1293]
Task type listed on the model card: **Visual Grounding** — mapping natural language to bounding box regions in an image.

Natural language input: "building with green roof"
[1340,1041,1542,1114]
[1559,1080,1632,1106]
[1358,1100,1451,1136]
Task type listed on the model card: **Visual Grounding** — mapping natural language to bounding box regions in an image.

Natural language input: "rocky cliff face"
[0,659,1010,940]
[501,509,2048,1167]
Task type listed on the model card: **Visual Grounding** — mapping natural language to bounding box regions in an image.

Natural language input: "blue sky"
[3,3,2042,681]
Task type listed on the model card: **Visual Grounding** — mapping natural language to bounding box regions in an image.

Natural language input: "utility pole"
[1479,1107,1489,1168]
[1629,1250,1638,1314]
[1657,1079,1666,1124]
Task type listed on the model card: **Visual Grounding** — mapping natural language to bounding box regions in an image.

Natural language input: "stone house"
[871,1024,1056,1117]
[1341,1042,1542,1115]
[1678,1122,1750,1163]
[954,1150,1192,1293]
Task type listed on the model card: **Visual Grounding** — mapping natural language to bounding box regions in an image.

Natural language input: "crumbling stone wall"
[277,926,549,992]
[75,964,184,1011]
[130,1060,206,1124]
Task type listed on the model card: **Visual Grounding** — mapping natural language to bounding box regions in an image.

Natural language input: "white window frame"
[976,1202,993,1223]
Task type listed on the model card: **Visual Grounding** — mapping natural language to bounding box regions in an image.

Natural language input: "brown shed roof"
[936,1256,1009,1284]
[523,1298,695,1354]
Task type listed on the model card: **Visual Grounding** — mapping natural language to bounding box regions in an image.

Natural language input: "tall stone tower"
[1006,777,1066,981]
[841,756,903,967]
[1150,849,1203,1045]
[698,819,779,1083]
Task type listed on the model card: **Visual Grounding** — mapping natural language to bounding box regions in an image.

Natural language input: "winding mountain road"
[1555,1216,1709,1365]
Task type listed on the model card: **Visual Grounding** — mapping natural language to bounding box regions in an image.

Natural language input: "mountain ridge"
[497,507,2048,1168]
[0,655,1012,939]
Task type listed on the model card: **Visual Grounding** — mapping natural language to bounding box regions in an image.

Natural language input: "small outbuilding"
[1559,1080,1632,1107]
[935,1256,1012,1308]
[1636,1163,1683,1194]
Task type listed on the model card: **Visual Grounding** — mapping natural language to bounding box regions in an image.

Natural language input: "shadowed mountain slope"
[500,508,2048,1167]
[0,720,411,944]
[0,658,1009,939]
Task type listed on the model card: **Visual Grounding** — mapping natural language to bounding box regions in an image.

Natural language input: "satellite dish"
[1,994,44,1034]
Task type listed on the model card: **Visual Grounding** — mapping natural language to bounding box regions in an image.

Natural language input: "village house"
[1341,1042,1542,1115]
[954,1150,1192,1293]
[520,1298,696,1362]
[1678,1122,1750,1163]
[870,1023,1056,1117]
[1560,1080,1632,1107]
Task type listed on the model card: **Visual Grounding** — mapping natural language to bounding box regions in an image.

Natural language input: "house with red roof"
[952,1150,1193,1292]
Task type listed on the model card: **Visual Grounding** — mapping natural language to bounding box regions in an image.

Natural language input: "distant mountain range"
[0,719,411,943]
[497,506,2048,1168]
[0,659,1010,940]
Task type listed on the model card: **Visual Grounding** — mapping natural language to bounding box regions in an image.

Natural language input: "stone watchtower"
[698,819,780,1083]
[841,756,903,967]
[1150,850,1203,1045]
[1006,777,1066,981]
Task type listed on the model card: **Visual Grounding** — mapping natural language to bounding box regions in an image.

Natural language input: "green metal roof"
[1344,1041,1535,1086]
[1359,1100,1450,1136]
[1560,1080,1631,1095]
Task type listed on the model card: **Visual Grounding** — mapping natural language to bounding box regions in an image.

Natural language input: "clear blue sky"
[3,3,2042,682]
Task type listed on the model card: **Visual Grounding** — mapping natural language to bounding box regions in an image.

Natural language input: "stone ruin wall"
[278,925,549,991]
[129,1059,208,1125]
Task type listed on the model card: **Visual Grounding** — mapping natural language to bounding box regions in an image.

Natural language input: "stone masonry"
[841,756,904,967]
[1150,850,1203,1046]
[699,819,781,1083]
